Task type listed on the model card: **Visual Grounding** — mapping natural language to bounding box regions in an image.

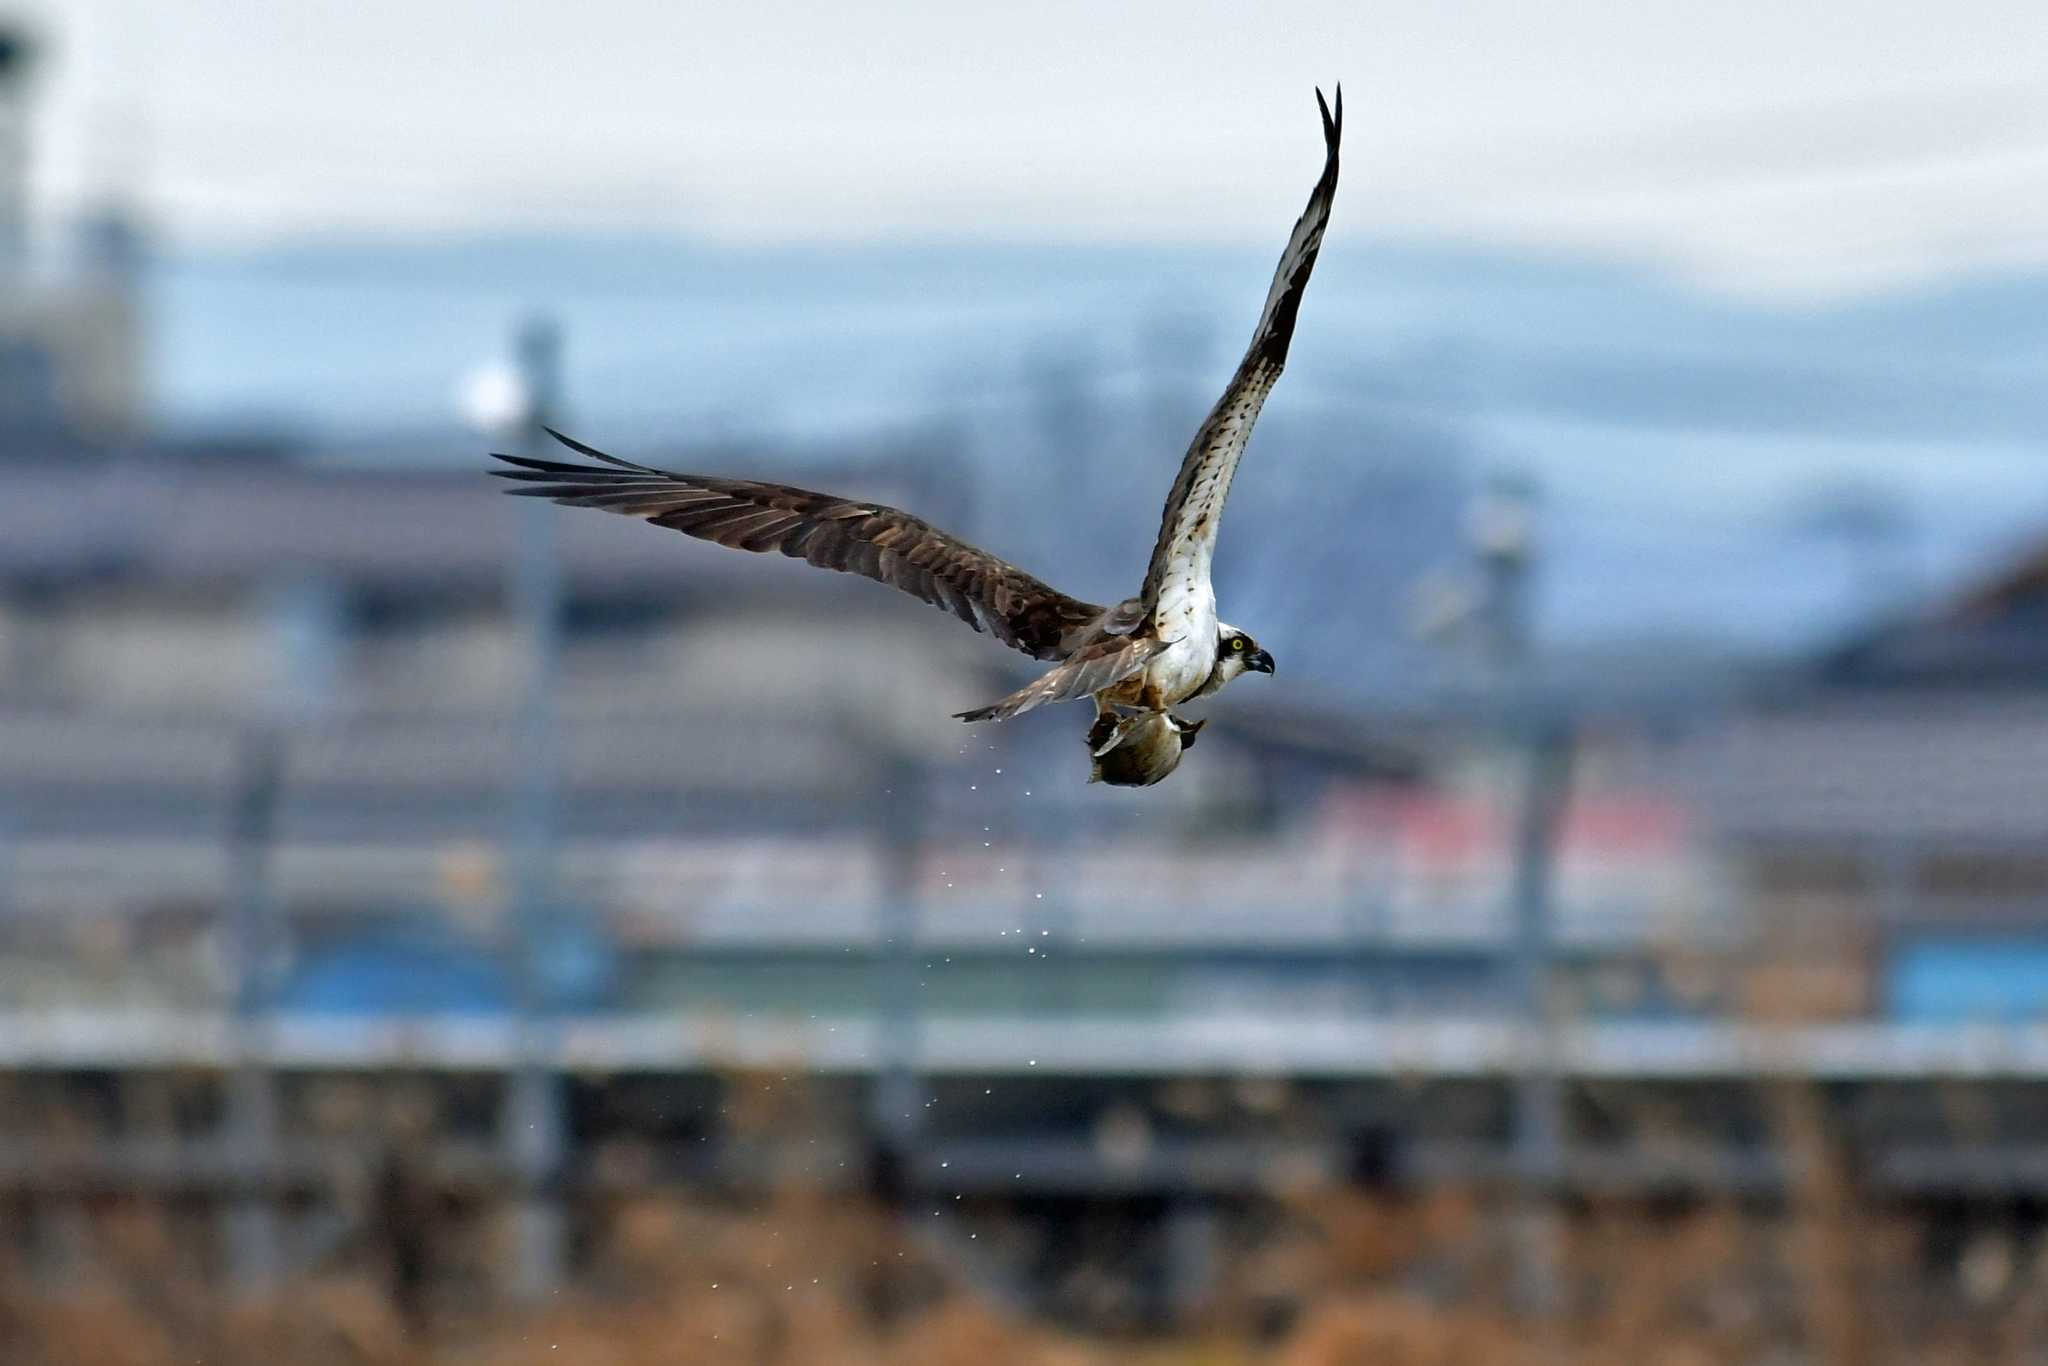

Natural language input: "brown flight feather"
[492,428,1105,662]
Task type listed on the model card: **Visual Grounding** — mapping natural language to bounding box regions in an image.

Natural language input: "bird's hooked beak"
[1249,649,1275,675]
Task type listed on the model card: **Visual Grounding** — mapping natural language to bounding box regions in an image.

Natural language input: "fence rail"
[7,1010,2048,1078]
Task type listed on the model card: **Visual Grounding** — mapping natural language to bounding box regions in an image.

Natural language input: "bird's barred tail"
[954,636,1170,723]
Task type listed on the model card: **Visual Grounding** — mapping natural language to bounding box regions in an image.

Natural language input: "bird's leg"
[1085,697,1121,754]
[1087,701,1161,758]
[1086,695,1149,744]
[1092,718,1147,757]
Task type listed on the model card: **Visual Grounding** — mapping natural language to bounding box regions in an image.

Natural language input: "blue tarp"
[1887,935,2048,1024]
[274,920,614,1015]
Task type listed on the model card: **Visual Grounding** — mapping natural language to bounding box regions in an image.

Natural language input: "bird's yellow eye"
[1231,637,1247,652]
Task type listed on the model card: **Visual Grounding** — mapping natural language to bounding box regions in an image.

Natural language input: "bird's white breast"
[1148,573,1217,704]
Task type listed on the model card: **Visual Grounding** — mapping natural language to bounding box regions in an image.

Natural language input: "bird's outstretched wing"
[1140,85,1341,616]
[493,428,1105,661]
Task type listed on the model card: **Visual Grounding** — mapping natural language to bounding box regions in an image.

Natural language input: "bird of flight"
[493,87,1341,786]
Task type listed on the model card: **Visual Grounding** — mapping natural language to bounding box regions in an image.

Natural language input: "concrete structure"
[0,23,144,449]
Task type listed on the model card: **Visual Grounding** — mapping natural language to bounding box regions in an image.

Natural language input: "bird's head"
[1214,625,1275,685]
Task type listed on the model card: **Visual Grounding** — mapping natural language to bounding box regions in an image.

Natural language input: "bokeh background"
[5,2,2048,1362]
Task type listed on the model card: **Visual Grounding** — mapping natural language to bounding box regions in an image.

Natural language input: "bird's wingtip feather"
[543,424,647,470]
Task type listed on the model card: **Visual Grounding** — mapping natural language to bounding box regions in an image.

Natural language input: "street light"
[456,359,534,436]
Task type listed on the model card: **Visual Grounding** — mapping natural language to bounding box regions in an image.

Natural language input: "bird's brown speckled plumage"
[495,429,1112,661]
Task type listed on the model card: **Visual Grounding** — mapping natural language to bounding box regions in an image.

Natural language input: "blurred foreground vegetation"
[5,1173,2045,1366]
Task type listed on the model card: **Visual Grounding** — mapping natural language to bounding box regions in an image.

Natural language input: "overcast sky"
[13,0,2048,295]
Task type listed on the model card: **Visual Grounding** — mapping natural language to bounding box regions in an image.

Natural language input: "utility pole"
[224,727,282,1292]
[1507,717,1572,1317]
[1470,473,1537,671]
[0,22,35,274]
[1471,474,1571,1317]
[869,750,925,1199]
[501,316,566,1297]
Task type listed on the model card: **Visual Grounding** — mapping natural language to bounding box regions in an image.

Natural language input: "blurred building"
[1693,537,2048,1021]
[0,440,1433,1014]
[7,363,2048,1324]
[0,21,144,454]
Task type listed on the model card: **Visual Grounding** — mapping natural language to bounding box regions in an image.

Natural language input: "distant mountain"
[139,234,2048,657]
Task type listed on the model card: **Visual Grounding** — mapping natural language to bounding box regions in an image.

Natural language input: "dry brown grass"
[0,1182,2039,1366]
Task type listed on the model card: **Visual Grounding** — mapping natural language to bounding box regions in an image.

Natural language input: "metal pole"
[870,752,924,1194]
[1508,718,1573,1317]
[0,24,36,275]
[501,316,566,1297]
[1471,472,1572,1317]
[224,727,282,1293]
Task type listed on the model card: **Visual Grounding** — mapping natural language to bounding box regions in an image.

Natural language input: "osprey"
[493,88,1341,786]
